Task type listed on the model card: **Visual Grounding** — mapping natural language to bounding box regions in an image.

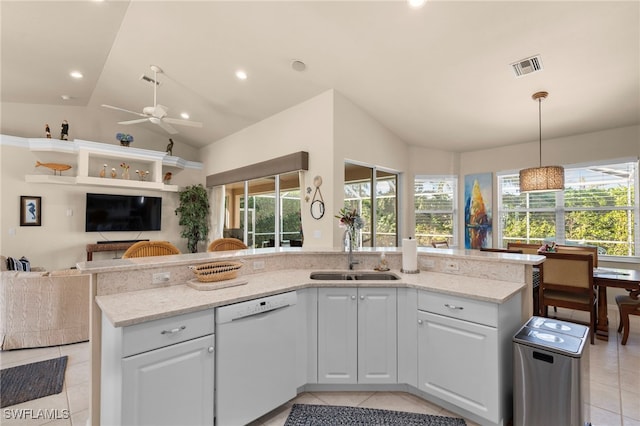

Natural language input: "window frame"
[414,174,458,248]
[497,158,639,262]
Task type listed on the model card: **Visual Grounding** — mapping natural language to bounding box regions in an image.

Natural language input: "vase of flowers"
[120,162,130,180]
[336,207,364,251]
[116,132,134,147]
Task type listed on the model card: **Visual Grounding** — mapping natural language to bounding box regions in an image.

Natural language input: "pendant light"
[519,91,564,192]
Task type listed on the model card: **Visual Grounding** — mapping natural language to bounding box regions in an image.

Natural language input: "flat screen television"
[85,193,162,232]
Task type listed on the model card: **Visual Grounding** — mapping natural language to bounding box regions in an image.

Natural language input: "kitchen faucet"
[345,229,359,270]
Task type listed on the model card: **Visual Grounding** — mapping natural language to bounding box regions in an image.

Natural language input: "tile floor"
[1,306,638,426]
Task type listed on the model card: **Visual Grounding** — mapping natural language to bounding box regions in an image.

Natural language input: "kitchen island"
[79,247,544,426]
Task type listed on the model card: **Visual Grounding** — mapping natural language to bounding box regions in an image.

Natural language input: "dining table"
[593,267,640,341]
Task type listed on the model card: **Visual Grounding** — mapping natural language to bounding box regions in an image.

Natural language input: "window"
[344,163,398,247]
[414,175,458,247]
[498,160,639,258]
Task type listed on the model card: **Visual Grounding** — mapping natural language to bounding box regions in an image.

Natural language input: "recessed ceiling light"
[70,71,83,79]
[235,70,248,80]
[61,95,71,100]
[180,112,190,120]
[408,0,426,9]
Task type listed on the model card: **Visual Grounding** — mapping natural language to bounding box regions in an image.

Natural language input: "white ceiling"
[2,1,638,152]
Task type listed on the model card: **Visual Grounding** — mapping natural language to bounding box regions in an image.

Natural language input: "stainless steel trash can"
[513,316,591,426]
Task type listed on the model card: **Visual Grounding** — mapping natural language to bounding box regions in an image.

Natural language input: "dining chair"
[431,239,449,248]
[480,248,523,254]
[207,238,248,252]
[506,242,542,255]
[554,244,599,268]
[616,292,640,345]
[122,241,181,258]
[539,252,596,344]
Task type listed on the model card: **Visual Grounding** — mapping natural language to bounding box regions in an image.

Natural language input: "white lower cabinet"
[317,287,397,384]
[122,334,215,426]
[101,309,215,426]
[417,290,521,426]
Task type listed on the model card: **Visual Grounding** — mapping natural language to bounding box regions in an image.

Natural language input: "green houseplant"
[175,184,210,253]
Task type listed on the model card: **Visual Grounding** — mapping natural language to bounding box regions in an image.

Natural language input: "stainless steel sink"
[310,271,400,281]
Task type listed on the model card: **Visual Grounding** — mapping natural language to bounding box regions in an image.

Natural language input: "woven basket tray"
[189,261,243,282]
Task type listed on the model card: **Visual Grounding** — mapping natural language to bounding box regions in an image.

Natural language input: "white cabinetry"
[417,290,521,426]
[101,309,215,426]
[318,287,397,384]
[21,137,202,192]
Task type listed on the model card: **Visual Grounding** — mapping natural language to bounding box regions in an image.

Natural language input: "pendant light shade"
[519,91,564,192]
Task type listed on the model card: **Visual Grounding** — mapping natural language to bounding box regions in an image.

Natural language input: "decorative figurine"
[35,161,72,176]
[163,172,172,184]
[99,164,107,178]
[110,168,117,179]
[45,124,51,138]
[60,120,69,140]
[116,133,134,147]
[136,170,149,181]
[166,138,174,156]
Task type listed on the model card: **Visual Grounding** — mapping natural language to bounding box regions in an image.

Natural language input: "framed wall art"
[464,173,492,249]
[20,196,41,226]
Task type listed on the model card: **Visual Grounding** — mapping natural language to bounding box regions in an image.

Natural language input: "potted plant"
[175,184,210,253]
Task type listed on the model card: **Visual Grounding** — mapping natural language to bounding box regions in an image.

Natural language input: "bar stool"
[616,293,640,345]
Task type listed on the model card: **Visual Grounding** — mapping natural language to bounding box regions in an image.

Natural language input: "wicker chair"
[207,238,248,252]
[121,241,181,258]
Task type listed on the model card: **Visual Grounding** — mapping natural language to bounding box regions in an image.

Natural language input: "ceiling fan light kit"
[519,91,565,192]
[101,64,202,135]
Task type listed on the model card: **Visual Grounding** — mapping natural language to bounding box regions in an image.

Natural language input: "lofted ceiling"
[1,1,638,152]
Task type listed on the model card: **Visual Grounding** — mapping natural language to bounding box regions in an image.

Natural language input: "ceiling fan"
[101,65,202,135]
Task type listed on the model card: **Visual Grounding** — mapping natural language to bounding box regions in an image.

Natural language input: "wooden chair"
[480,248,523,254]
[539,252,597,344]
[431,239,449,248]
[554,244,599,268]
[122,241,181,258]
[616,292,640,345]
[507,242,542,255]
[207,238,248,252]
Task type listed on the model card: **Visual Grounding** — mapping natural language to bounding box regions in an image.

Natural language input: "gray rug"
[0,356,68,408]
[285,403,467,426]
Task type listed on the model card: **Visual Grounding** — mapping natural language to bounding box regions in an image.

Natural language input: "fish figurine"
[35,161,72,176]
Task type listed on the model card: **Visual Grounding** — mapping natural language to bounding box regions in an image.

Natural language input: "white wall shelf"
[11,136,201,192]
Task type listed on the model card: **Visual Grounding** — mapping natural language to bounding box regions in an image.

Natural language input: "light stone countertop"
[96,268,527,327]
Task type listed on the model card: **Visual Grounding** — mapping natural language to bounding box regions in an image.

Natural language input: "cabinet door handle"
[351,295,356,300]
[444,304,464,310]
[360,295,365,300]
[208,346,214,353]
[161,325,186,335]
[417,319,423,325]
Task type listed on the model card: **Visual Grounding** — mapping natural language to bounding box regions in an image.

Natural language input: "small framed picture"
[20,196,41,226]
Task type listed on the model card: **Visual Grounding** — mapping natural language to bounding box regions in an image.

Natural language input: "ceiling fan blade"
[102,104,147,117]
[149,117,179,134]
[118,118,149,125]
[163,117,203,128]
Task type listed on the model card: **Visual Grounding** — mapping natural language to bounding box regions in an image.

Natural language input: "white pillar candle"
[402,238,418,272]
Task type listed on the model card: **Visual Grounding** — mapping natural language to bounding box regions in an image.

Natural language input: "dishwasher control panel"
[216,291,297,324]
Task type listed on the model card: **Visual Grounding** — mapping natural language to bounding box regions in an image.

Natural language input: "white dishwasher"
[216,291,298,426]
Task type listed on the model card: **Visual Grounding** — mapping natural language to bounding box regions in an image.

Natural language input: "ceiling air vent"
[511,55,543,77]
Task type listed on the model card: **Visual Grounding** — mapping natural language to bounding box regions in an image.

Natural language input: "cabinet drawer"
[122,309,215,357]
[418,291,498,327]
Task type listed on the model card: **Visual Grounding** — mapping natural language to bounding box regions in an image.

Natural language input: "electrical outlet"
[420,259,435,268]
[253,260,265,270]
[152,272,170,284]
[444,261,459,272]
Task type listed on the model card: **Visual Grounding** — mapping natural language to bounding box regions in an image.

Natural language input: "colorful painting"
[464,173,492,249]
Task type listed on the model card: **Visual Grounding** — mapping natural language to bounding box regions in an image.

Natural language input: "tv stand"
[96,239,149,245]
[86,240,148,261]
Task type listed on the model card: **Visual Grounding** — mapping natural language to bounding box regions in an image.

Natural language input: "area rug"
[0,356,68,408]
[284,403,467,426]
